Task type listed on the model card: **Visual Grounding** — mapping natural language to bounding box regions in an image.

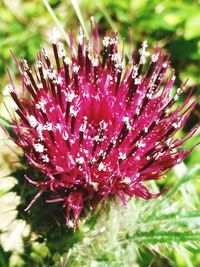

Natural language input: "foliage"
[0,163,200,266]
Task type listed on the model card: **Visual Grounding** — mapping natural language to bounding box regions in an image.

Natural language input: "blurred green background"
[0,0,200,266]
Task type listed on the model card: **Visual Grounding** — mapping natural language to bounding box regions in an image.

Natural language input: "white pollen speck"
[172,121,181,129]
[28,115,38,128]
[146,93,152,99]
[154,152,163,160]
[123,177,131,184]
[135,107,140,115]
[94,135,99,142]
[43,122,53,131]
[73,64,79,73]
[42,47,48,58]
[91,182,98,191]
[177,88,182,94]
[24,73,31,86]
[142,40,148,49]
[3,85,14,96]
[53,76,63,85]
[76,157,84,164]
[70,106,79,117]
[62,131,68,140]
[135,77,142,85]
[111,53,120,62]
[151,53,159,63]
[58,42,66,57]
[139,41,150,64]
[34,143,44,153]
[174,94,179,101]
[136,141,145,148]
[162,62,167,68]
[92,57,99,67]
[90,157,96,163]
[50,107,55,112]
[171,75,176,81]
[56,123,61,132]
[64,57,71,65]
[132,65,138,78]
[98,162,105,171]
[100,120,107,129]
[22,59,29,70]
[42,154,49,163]
[118,152,127,160]
[36,124,44,140]
[46,68,56,80]
[166,138,172,146]
[115,61,124,70]
[80,121,87,132]
[98,150,104,156]
[110,36,118,45]
[37,60,43,68]
[83,149,89,155]
[103,36,110,47]
[66,92,75,102]
[70,139,75,144]
[37,83,43,89]
[36,99,47,113]
[123,116,129,123]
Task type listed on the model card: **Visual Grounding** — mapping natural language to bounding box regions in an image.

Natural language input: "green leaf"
[184,14,200,40]
[0,116,17,139]
[0,245,11,267]
[131,230,200,244]
[142,210,200,227]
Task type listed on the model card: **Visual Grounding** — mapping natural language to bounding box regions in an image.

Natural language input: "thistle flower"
[3,22,198,228]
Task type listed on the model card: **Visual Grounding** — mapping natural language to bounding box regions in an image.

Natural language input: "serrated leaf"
[131,230,200,244]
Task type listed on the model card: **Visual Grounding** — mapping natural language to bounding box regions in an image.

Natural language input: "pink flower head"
[3,22,199,227]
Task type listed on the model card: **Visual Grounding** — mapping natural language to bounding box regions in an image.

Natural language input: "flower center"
[83,96,114,127]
